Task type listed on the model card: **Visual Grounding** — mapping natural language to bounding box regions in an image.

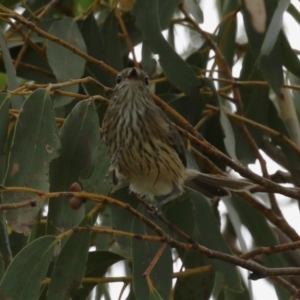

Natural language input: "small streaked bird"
[102,67,252,204]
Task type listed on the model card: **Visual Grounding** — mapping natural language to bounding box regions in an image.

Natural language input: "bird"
[102,67,253,205]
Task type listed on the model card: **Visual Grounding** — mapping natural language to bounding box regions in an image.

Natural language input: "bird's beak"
[128,68,138,80]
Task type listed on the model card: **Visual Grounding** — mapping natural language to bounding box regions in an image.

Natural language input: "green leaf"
[93,206,111,250]
[150,288,164,300]
[47,216,93,299]
[184,0,203,23]
[142,41,157,76]
[0,30,24,109]
[79,14,115,90]
[0,258,5,282]
[0,182,12,267]
[0,45,55,84]
[281,32,300,78]
[0,0,20,7]
[267,102,300,170]
[101,10,123,72]
[125,286,136,300]
[260,0,290,56]
[185,43,210,72]
[287,2,300,23]
[0,72,7,89]
[168,95,205,125]
[164,192,197,243]
[158,0,180,29]
[110,188,138,252]
[0,236,56,300]
[0,93,10,154]
[230,194,290,299]
[132,204,173,300]
[3,89,60,234]
[118,0,181,55]
[212,272,224,299]
[222,201,252,295]
[224,280,251,300]
[217,0,238,74]
[75,0,93,14]
[47,17,87,107]
[48,100,100,235]
[29,211,47,243]
[164,193,215,298]
[71,251,125,299]
[192,192,242,291]
[47,18,87,81]
[174,250,215,300]
[132,0,202,101]
[241,0,284,95]
[234,48,269,164]
[81,138,111,195]
[219,102,238,161]
[8,231,28,257]
[211,58,238,162]
[289,73,300,120]
[6,18,51,49]
[118,12,143,54]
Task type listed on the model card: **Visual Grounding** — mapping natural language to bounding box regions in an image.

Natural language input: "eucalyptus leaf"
[132,204,172,300]
[48,100,99,235]
[0,236,56,300]
[260,0,290,56]
[0,30,23,108]
[47,17,87,106]
[3,89,59,235]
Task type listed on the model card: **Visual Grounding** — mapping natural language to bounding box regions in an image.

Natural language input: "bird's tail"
[184,169,254,197]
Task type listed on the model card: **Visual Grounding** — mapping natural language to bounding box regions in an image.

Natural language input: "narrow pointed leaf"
[48,100,100,235]
[219,103,238,162]
[241,0,284,95]
[191,192,242,292]
[47,17,87,106]
[101,10,123,72]
[230,194,290,299]
[47,216,93,299]
[79,14,115,90]
[174,249,214,300]
[81,137,111,196]
[47,17,86,82]
[217,0,238,88]
[132,0,202,101]
[71,251,125,299]
[0,30,23,108]
[260,0,290,56]
[3,89,60,234]
[281,32,300,78]
[184,0,203,23]
[0,93,10,154]
[110,188,138,251]
[150,289,164,300]
[0,236,56,300]
[132,204,172,300]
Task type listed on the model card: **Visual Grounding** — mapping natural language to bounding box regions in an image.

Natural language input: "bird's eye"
[116,75,122,84]
[144,76,149,86]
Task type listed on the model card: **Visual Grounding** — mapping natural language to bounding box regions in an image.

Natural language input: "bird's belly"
[114,140,185,198]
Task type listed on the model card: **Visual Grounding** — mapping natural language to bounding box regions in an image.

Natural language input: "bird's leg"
[156,183,182,207]
[156,193,180,207]
[145,193,179,218]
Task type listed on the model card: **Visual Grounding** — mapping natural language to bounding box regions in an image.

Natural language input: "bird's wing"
[144,104,187,167]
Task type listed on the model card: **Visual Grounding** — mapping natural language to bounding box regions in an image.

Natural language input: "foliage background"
[0,0,300,299]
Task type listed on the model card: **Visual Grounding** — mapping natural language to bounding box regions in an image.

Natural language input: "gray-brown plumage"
[102,67,252,203]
